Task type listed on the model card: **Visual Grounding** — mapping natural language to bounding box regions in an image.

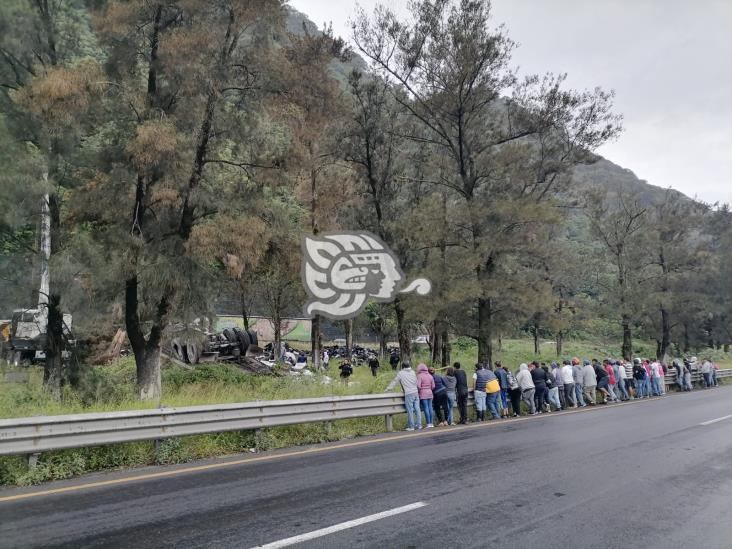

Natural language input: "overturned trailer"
[166,326,276,374]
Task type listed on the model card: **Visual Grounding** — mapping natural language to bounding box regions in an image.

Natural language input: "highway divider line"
[250,501,428,549]
[0,394,671,503]
[700,413,732,426]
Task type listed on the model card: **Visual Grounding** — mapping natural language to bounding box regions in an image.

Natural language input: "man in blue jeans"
[493,362,509,417]
[386,362,421,430]
[472,363,490,421]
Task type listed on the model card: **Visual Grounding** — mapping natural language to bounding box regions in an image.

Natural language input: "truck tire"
[233,327,251,354]
[184,342,200,364]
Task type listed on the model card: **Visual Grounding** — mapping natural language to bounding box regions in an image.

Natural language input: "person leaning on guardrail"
[572,359,587,407]
[472,363,489,421]
[429,367,450,426]
[444,366,458,425]
[386,362,421,431]
[416,364,436,428]
[582,359,597,405]
[701,358,713,387]
[516,363,536,415]
[454,362,470,424]
[493,362,510,418]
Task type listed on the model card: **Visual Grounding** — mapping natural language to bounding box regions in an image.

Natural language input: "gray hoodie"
[516,363,535,390]
[573,365,584,386]
[582,364,597,387]
[386,368,418,395]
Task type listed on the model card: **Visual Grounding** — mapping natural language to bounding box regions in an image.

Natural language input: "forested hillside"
[1,0,730,402]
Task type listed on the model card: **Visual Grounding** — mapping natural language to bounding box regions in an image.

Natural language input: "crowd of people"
[385,356,722,430]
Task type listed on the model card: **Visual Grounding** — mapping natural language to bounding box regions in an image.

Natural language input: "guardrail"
[0,394,406,458]
[0,369,728,463]
[664,368,732,386]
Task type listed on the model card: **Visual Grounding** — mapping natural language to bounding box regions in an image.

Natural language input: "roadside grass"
[0,338,729,486]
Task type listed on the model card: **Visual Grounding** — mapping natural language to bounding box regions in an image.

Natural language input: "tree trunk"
[43,294,64,398]
[533,321,540,355]
[555,331,563,357]
[621,313,632,360]
[440,326,450,368]
[125,276,168,400]
[273,312,282,362]
[343,318,353,358]
[136,348,162,401]
[477,296,493,366]
[311,314,321,369]
[394,297,411,365]
[659,306,671,360]
[683,322,690,354]
[430,320,442,366]
[240,288,249,331]
[378,332,387,360]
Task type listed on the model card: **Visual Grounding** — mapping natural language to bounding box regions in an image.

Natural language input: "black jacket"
[454,369,469,395]
[531,367,547,388]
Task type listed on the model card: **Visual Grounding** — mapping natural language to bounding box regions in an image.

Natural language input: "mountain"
[287,8,690,208]
[286,7,368,82]
[571,157,685,206]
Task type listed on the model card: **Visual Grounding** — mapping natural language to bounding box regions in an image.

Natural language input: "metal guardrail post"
[385,414,394,432]
[27,452,40,469]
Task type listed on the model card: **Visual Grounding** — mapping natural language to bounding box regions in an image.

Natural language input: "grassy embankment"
[1,338,729,486]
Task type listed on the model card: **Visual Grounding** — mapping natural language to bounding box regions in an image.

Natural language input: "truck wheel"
[233,327,251,354]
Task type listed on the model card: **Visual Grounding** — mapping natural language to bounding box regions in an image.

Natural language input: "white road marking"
[700,414,732,426]
[251,501,428,548]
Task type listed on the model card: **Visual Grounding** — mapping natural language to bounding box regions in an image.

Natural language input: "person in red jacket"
[604,360,619,402]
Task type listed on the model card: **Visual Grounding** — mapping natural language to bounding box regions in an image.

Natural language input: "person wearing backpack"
[506,367,522,417]
[545,363,562,411]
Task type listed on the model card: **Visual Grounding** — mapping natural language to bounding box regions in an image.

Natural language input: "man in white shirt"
[561,360,576,408]
[386,363,421,430]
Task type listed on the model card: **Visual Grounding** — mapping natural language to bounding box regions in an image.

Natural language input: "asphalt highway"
[1,386,732,549]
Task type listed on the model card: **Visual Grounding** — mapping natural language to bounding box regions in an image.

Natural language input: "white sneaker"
[426,423,434,428]
[405,427,415,431]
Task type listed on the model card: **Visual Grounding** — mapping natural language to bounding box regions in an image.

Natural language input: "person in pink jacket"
[416,363,436,428]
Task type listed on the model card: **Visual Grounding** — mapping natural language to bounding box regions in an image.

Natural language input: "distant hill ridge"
[286,7,688,208]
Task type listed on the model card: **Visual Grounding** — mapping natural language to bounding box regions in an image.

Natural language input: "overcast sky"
[289,0,732,205]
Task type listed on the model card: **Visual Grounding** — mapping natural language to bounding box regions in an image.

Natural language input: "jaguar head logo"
[301,232,431,320]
